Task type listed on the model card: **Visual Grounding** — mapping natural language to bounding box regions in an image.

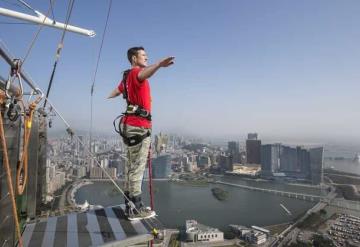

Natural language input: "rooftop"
[22,205,161,247]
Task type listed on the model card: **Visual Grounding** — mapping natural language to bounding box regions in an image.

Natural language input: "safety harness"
[113,69,151,146]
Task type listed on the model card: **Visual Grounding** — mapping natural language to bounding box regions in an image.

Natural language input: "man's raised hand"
[159,56,175,67]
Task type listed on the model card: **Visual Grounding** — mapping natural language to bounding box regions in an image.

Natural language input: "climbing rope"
[0,92,23,247]
[148,144,154,210]
[16,94,43,195]
[147,144,155,247]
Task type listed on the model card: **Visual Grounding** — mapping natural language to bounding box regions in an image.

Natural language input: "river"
[75,179,318,231]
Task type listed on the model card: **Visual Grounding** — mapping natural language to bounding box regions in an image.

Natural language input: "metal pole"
[0,7,95,37]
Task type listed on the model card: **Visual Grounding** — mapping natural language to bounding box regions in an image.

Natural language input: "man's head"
[127,47,148,67]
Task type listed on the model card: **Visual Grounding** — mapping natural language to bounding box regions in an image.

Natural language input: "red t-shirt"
[118,67,152,128]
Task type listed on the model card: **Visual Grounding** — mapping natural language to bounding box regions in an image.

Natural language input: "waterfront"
[324,159,360,175]
[75,180,318,231]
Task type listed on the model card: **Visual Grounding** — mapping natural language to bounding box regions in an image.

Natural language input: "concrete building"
[152,154,172,178]
[228,141,240,163]
[245,230,267,245]
[246,139,261,164]
[185,220,224,243]
[279,145,298,172]
[260,143,323,184]
[185,154,198,172]
[309,147,324,185]
[261,144,281,175]
[297,146,311,177]
[219,154,233,171]
[154,132,168,155]
[90,167,102,179]
[197,155,211,169]
[73,166,86,178]
[230,225,268,245]
[101,158,109,168]
[247,133,258,140]
[104,167,117,179]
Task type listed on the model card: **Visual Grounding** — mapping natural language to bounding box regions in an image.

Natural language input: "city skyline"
[1,1,360,143]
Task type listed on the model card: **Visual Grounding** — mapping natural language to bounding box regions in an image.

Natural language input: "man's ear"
[132,55,136,64]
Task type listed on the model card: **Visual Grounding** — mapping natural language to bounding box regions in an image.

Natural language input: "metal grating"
[21,205,159,247]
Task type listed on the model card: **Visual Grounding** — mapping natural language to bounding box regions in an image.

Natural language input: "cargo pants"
[121,124,151,197]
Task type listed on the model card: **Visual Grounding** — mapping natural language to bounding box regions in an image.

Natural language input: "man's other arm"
[108,87,121,99]
[138,56,175,81]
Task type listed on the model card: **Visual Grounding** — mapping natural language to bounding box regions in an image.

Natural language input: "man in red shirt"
[108,47,174,220]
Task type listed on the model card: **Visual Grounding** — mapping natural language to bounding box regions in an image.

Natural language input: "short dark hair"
[127,47,144,64]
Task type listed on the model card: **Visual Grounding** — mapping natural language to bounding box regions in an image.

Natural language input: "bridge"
[212,181,323,202]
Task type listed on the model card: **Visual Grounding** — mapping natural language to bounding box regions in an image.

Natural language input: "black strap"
[122,69,130,104]
[113,114,123,134]
[122,131,151,146]
[113,115,151,146]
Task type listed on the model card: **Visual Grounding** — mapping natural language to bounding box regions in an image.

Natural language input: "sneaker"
[127,206,156,221]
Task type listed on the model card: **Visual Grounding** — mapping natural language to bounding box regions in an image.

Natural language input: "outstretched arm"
[138,56,175,81]
[108,87,121,99]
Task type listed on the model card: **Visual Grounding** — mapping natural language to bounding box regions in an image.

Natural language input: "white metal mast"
[0,7,96,37]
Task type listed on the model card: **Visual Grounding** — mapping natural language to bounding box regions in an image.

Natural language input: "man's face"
[133,49,148,67]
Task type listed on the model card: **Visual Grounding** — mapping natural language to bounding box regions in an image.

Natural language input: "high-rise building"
[309,147,324,185]
[279,146,298,172]
[260,143,323,184]
[74,166,86,178]
[101,158,109,168]
[261,144,280,175]
[90,167,102,178]
[246,134,261,164]
[154,133,168,155]
[219,154,233,171]
[104,167,117,179]
[247,133,258,140]
[152,154,172,178]
[228,141,240,163]
[297,146,311,176]
[197,155,211,169]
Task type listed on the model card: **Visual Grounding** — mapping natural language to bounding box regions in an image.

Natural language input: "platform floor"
[21,205,160,247]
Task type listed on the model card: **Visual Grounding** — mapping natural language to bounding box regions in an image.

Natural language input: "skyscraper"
[297,146,311,177]
[219,153,233,171]
[260,144,280,175]
[152,154,172,178]
[246,133,261,164]
[279,146,298,172]
[228,141,240,163]
[309,147,324,185]
[247,133,258,140]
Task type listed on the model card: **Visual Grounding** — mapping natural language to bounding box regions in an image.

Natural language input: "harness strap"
[122,69,130,105]
[113,115,150,146]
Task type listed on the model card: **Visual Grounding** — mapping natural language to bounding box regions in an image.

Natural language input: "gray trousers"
[121,124,151,197]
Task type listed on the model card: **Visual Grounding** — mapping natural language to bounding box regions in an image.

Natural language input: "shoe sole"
[127,211,156,221]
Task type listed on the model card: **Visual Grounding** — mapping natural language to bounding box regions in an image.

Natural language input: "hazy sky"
[1,0,360,143]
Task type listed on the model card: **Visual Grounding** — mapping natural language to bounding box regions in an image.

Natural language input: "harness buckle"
[126,104,138,114]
